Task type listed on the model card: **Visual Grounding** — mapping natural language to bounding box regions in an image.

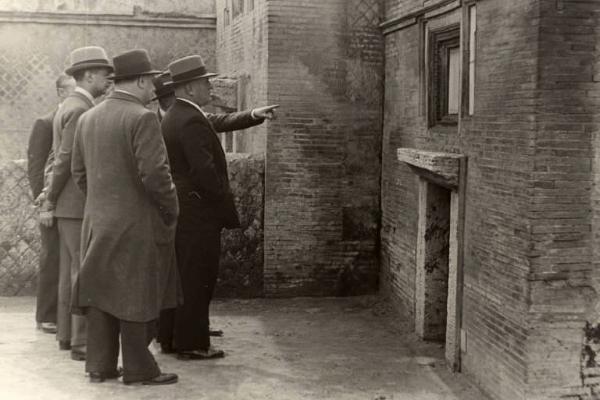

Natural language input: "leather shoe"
[71,349,86,361]
[209,329,224,337]
[89,367,123,383]
[124,372,178,386]
[58,341,71,351]
[177,346,225,360]
[37,322,57,334]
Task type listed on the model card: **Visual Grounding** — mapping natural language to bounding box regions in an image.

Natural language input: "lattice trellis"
[0,160,39,295]
[349,0,382,28]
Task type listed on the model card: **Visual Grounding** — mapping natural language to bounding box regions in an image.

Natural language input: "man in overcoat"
[40,46,113,360]
[27,73,75,334]
[71,49,179,385]
[159,54,277,360]
[152,71,176,121]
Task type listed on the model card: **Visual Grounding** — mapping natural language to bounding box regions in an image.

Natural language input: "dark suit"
[159,99,263,351]
[48,89,93,350]
[27,110,59,324]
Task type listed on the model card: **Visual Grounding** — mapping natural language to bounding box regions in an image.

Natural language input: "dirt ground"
[0,296,490,400]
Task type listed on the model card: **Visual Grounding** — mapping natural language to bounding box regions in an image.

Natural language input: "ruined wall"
[0,155,265,297]
[381,0,535,399]
[262,0,383,296]
[0,1,215,164]
[215,0,268,154]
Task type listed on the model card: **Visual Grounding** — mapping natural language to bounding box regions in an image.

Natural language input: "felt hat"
[109,49,162,81]
[167,55,217,86]
[151,71,175,101]
[65,46,113,76]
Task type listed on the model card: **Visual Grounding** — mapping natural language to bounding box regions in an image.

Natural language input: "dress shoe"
[71,349,86,361]
[58,341,71,351]
[36,322,57,334]
[89,367,123,383]
[124,372,178,386]
[209,329,224,337]
[177,346,225,360]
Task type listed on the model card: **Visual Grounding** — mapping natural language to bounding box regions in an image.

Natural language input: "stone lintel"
[397,148,465,189]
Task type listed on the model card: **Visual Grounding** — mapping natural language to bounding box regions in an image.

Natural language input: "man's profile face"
[57,77,76,101]
[191,77,212,107]
[89,68,112,98]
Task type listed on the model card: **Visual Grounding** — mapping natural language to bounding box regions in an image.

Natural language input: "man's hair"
[55,73,72,90]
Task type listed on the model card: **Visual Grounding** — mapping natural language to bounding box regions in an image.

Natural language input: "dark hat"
[151,71,175,101]
[167,55,217,86]
[65,46,113,76]
[109,49,162,81]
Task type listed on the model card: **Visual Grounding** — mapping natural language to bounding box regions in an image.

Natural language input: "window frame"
[427,23,461,128]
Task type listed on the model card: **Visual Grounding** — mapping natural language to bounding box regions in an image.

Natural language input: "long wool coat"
[71,91,179,322]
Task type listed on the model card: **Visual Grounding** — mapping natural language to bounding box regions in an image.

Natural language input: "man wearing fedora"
[159,54,278,360]
[28,73,75,335]
[40,46,113,361]
[152,71,176,121]
[71,49,179,385]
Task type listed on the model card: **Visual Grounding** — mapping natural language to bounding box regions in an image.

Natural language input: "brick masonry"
[0,0,216,164]
[381,0,600,399]
[217,0,384,297]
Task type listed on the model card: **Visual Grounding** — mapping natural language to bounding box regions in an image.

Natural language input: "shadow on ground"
[0,296,490,400]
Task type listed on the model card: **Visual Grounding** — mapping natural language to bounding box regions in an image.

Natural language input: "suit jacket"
[27,109,56,199]
[47,90,94,218]
[161,99,263,229]
[71,90,179,322]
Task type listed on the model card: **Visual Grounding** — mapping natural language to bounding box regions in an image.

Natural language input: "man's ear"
[184,82,194,96]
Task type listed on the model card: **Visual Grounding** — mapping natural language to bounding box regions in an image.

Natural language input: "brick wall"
[526,1,600,398]
[382,0,536,399]
[263,0,383,296]
[0,3,215,164]
[216,0,268,154]
[382,0,600,399]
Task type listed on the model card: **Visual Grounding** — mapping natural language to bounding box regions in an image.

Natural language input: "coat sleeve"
[180,118,226,201]
[46,107,86,205]
[27,117,53,199]
[132,112,179,224]
[71,117,87,195]
[205,110,264,133]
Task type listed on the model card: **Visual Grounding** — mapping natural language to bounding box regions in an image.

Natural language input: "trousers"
[35,223,59,323]
[86,307,160,383]
[159,221,221,351]
[56,218,86,350]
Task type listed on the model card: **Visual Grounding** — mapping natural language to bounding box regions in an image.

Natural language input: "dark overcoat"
[71,91,179,322]
[161,99,262,229]
[48,91,93,218]
[27,109,55,199]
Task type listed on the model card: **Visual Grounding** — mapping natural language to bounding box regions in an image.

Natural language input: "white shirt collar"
[177,97,206,117]
[75,86,94,104]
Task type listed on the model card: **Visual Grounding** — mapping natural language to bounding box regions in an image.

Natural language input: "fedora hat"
[151,71,175,101]
[167,55,217,86]
[65,46,113,76]
[109,49,162,81]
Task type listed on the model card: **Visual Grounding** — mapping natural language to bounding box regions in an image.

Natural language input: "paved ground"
[0,296,490,400]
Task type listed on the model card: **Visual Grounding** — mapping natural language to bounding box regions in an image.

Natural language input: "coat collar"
[108,90,145,106]
[69,89,95,108]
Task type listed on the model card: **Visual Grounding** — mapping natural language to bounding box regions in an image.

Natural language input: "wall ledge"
[397,148,465,188]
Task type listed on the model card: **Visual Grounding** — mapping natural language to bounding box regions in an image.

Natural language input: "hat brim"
[65,62,114,76]
[108,69,163,81]
[167,72,218,87]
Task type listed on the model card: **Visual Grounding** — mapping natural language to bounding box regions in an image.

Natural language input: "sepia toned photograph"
[0,0,598,399]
